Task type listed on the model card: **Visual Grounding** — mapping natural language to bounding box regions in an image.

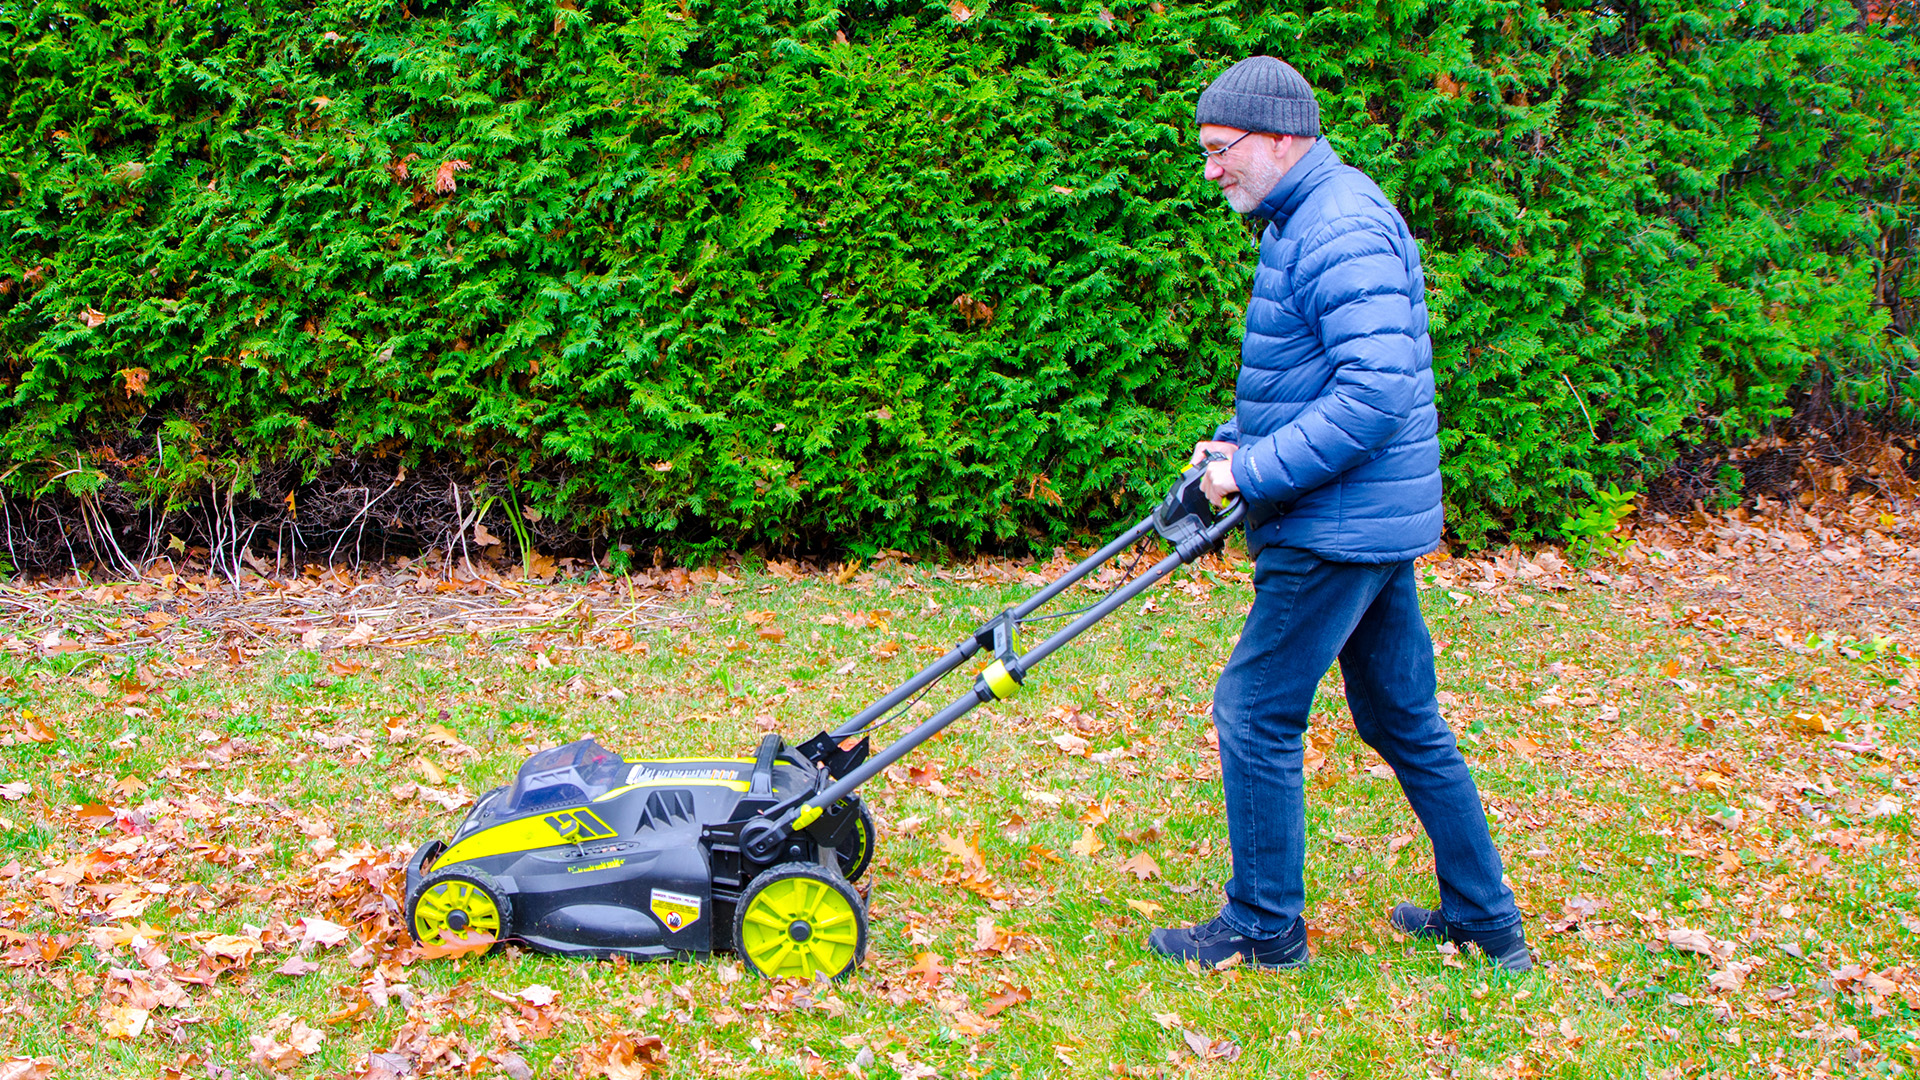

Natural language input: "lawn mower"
[403,459,1245,980]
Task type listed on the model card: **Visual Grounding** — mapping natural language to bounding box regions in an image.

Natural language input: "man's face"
[1200,124,1292,214]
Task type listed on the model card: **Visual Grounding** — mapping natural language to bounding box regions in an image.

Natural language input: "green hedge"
[1,0,1914,558]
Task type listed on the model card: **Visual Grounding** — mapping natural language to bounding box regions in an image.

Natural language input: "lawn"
[0,493,1915,1079]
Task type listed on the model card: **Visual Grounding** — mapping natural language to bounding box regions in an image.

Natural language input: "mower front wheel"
[408,866,512,954]
[735,863,866,980]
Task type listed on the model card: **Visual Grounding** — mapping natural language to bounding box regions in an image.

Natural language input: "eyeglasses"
[1198,131,1258,160]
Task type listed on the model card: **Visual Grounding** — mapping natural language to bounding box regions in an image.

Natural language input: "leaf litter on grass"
[0,491,1917,1075]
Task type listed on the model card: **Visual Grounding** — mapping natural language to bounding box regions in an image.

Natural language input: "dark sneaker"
[1389,901,1448,941]
[1388,902,1534,972]
[1146,913,1309,969]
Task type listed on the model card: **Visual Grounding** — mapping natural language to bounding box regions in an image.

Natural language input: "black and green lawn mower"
[403,459,1245,980]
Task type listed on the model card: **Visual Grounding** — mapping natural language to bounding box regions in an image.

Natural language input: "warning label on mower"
[650,889,701,933]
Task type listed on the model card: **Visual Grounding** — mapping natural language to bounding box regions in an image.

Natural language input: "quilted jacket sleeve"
[1229,213,1420,513]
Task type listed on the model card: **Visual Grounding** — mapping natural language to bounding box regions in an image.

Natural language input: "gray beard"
[1226,154,1288,215]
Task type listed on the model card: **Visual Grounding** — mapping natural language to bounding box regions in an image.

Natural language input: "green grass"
[0,546,1915,1078]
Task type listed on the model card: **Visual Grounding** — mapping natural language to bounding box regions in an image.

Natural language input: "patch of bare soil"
[0,553,693,666]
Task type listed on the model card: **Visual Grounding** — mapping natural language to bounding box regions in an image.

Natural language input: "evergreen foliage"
[1,0,1913,557]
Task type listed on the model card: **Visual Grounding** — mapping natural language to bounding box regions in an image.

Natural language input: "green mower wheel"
[735,863,866,980]
[409,866,512,953]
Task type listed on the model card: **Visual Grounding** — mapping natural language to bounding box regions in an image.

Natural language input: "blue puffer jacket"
[1217,139,1442,563]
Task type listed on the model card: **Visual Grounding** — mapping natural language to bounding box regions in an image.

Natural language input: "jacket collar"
[1248,138,1340,228]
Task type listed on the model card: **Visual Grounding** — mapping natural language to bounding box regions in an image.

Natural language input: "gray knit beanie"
[1196,56,1320,138]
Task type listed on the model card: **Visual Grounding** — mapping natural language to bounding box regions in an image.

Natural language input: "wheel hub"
[788,920,812,942]
[447,910,470,932]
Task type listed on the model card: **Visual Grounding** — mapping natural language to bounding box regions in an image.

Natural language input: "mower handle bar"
[825,453,1236,742]
[794,488,1245,826]
[822,512,1161,742]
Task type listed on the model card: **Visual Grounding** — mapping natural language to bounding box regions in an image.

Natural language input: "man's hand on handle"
[1190,441,1240,507]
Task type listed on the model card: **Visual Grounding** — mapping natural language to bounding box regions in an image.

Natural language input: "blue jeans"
[1213,546,1520,937]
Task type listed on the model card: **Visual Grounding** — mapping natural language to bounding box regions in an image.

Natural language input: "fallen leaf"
[1704,806,1744,830]
[579,1032,668,1078]
[412,931,495,960]
[247,1033,305,1072]
[938,832,985,871]
[492,1051,535,1080]
[100,1004,149,1040]
[980,985,1031,1018]
[1502,734,1539,760]
[1856,970,1897,995]
[1176,1023,1243,1059]
[1664,926,1736,964]
[1118,852,1160,880]
[908,951,949,990]
[1547,895,1603,933]
[1788,711,1833,734]
[202,935,261,965]
[287,1021,323,1055]
[1707,961,1753,992]
[21,715,55,743]
[1124,898,1163,919]
[1069,826,1105,859]
[299,917,351,951]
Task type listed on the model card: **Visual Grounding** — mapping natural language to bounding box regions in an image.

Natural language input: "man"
[1145,56,1532,972]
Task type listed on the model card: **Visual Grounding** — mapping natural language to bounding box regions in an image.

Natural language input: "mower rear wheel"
[735,863,866,980]
[409,866,512,954]
[837,798,876,883]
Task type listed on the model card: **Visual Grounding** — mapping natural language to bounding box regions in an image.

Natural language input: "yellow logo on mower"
[542,809,617,843]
